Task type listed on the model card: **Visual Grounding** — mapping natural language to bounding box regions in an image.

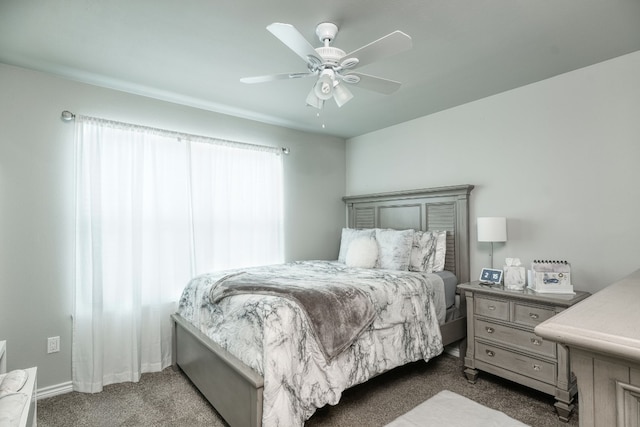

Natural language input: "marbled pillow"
[374,228,414,271]
[338,228,376,263]
[410,230,448,273]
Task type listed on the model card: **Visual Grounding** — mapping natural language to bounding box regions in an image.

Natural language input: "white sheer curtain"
[72,115,283,392]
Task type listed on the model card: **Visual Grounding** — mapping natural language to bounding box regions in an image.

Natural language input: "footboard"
[171,313,263,427]
[172,310,464,427]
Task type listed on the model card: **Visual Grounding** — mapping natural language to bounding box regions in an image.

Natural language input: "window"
[73,115,283,391]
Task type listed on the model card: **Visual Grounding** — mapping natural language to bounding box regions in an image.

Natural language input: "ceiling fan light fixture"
[305,88,324,109]
[333,83,353,107]
[313,70,335,100]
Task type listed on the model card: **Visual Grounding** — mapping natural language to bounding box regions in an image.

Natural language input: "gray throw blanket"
[209,271,376,361]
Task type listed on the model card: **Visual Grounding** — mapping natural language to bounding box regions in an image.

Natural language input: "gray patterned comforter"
[178,260,444,426]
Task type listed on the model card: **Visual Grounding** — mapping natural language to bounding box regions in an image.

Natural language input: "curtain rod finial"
[281,147,290,155]
[61,110,75,122]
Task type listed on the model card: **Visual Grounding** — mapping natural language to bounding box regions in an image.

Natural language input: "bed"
[171,184,474,426]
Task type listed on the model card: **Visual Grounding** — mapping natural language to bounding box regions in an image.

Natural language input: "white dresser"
[535,269,640,427]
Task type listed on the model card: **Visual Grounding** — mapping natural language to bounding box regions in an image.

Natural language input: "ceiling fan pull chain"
[316,111,326,129]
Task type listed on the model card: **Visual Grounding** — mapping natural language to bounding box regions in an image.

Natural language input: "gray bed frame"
[171,184,474,427]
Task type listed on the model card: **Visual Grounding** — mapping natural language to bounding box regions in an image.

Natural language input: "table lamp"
[477,217,507,269]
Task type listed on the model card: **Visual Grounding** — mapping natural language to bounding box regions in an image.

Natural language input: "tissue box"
[504,266,526,290]
[529,260,573,294]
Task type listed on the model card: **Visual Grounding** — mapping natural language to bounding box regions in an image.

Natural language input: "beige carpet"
[385,390,529,427]
[38,354,577,426]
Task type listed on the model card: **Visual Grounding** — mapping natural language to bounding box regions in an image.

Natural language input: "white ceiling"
[1,0,640,139]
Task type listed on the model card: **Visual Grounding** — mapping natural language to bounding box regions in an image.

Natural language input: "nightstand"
[458,281,590,421]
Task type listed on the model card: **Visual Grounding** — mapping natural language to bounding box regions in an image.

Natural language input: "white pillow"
[410,230,447,273]
[338,228,376,263]
[375,228,414,271]
[431,230,447,272]
[345,237,378,268]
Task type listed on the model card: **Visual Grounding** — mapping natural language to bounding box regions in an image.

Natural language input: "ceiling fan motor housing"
[315,46,346,66]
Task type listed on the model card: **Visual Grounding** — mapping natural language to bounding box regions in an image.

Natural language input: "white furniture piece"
[0,340,37,427]
[19,367,37,427]
[535,269,640,427]
[459,281,590,421]
[0,340,6,374]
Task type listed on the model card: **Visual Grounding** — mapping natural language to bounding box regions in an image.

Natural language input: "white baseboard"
[37,381,73,400]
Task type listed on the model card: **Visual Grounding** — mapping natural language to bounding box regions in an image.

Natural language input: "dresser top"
[458,281,590,307]
[534,269,640,362]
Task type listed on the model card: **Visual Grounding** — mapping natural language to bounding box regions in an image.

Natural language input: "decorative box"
[529,260,573,294]
[503,258,526,290]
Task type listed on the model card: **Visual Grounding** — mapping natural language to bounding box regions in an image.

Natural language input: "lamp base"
[489,242,494,269]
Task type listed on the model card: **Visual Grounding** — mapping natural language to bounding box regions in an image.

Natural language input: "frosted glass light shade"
[314,74,334,100]
[333,83,353,107]
[305,88,324,109]
[477,217,507,242]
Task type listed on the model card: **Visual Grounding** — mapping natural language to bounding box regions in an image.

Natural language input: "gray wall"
[346,50,640,295]
[3,49,639,392]
[0,64,346,389]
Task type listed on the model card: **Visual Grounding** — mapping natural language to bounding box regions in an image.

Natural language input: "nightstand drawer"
[475,297,509,321]
[475,319,556,358]
[475,341,556,384]
[513,303,555,327]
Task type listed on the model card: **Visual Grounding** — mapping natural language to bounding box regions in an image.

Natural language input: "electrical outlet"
[47,336,60,354]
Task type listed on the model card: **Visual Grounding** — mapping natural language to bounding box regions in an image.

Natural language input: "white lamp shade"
[477,217,507,242]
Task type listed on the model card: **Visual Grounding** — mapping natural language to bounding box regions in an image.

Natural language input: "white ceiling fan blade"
[267,23,323,66]
[346,73,402,94]
[240,72,315,84]
[341,31,412,69]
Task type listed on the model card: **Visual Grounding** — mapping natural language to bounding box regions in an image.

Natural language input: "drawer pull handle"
[488,305,496,311]
[485,350,495,357]
[529,313,539,319]
[532,364,541,371]
[485,327,494,333]
[531,338,542,346]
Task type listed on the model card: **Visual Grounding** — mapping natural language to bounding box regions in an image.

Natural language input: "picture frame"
[479,268,503,285]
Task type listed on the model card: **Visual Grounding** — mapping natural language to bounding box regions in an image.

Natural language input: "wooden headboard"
[343,185,474,283]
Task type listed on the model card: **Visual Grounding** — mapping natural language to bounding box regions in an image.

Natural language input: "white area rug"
[385,390,529,427]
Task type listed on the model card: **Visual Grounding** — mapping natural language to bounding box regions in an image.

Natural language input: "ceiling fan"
[240,22,412,109]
